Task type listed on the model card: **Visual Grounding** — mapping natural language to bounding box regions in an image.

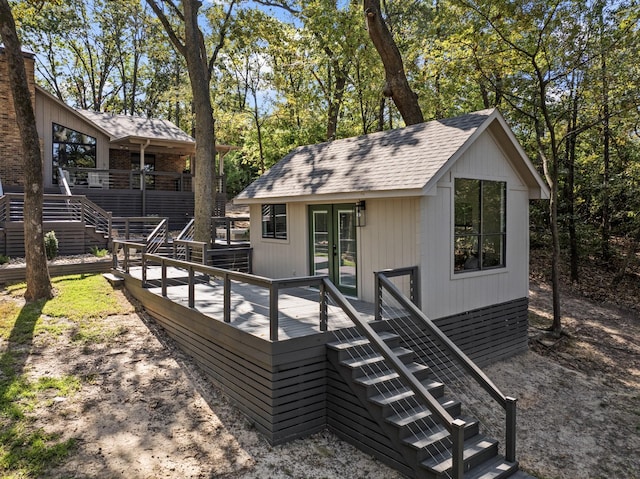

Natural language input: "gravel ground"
[1,264,638,478]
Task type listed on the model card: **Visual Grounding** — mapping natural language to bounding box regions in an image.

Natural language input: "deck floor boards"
[127,266,375,341]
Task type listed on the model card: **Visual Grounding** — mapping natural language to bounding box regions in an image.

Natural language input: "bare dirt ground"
[2,247,639,479]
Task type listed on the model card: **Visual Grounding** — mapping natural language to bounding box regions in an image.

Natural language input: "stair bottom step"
[421,435,498,475]
[462,457,519,479]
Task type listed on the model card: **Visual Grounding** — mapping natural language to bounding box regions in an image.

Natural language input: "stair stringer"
[327,331,445,479]
[327,325,521,479]
[326,360,416,478]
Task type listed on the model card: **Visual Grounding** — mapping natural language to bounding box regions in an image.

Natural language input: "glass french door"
[309,204,357,296]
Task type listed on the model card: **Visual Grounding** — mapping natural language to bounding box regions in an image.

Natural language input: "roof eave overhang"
[110,135,195,153]
[233,188,423,205]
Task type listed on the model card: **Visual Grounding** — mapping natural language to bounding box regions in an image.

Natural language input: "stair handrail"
[145,218,169,256]
[376,271,518,464]
[79,196,112,237]
[176,218,195,241]
[56,167,72,196]
[320,278,469,478]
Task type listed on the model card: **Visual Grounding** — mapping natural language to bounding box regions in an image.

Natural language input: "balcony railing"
[58,167,226,194]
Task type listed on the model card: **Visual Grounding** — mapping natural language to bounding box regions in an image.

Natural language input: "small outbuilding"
[235,108,549,364]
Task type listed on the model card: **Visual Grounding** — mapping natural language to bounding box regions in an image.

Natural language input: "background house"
[0,46,230,227]
[235,109,549,364]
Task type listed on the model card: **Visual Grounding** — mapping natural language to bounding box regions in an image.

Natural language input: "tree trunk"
[600,18,611,261]
[326,65,347,141]
[566,74,580,283]
[182,0,214,243]
[536,111,562,336]
[363,0,423,125]
[0,0,53,301]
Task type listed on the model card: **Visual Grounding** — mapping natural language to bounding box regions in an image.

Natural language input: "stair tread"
[327,331,399,350]
[369,378,444,405]
[421,434,499,473]
[463,456,519,479]
[341,346,413,369]
[403,416,478,449]
[354,362,430,386]
[386,398,460,427]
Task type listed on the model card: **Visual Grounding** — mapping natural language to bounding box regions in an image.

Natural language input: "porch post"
[140,139,150,216]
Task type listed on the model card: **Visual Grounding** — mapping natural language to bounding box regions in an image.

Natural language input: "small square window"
[262,204,287,239]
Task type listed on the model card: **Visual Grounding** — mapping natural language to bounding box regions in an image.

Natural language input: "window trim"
[52,123,97,184]
[261,203,288,240]
[453,177,507,275]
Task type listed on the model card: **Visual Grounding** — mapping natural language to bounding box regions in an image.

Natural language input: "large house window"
[454,178,506,273]
[52,123,96,183]
[262,204,287,239]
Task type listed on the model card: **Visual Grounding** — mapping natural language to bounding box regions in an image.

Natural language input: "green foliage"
[12,0,640,271]
[0,255,9,265]
[44,231,58,261]
[89,246,109,258]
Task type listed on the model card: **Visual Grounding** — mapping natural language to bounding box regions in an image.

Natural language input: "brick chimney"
[0,46,36,190]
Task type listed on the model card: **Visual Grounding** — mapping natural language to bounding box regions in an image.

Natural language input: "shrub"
[90,246,109,257]
[0,254,9,265]
[44,231,59,260]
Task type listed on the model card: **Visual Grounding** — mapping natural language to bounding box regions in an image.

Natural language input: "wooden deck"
[119,264,378,445]
[128,265,375,341]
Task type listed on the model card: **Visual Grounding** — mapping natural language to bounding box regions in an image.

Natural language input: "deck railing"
[0,193,112,234]
[59,167,225,195]
[212,216,250,245]
[123,253,325,341]
[59,167,195,192]
[112,251,516,478]
[373,268,517,476]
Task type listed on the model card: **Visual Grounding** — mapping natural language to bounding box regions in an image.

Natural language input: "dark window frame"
[454,178,506,273]
[262,204,287,239]
[52,123,97,184]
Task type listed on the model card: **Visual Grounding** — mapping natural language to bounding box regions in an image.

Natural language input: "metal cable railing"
[320,280,462,479]
[111,253,514,478]
[375,270,517,465]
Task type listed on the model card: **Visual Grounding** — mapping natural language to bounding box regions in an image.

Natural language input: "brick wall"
[0,47,36,189]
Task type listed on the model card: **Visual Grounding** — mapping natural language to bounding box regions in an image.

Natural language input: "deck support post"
[269,285,279,341]
[224,273,231,323]
[161,260,167,297]
[506,396,517,463]
[451,418,466,479]
[142,253,147,286]
[374,272,381,320]
[188,266,195,308]
[319,281,328,331]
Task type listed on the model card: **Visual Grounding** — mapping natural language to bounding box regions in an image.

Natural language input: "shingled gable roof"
[235,108,548,204]
[76,109,195,146]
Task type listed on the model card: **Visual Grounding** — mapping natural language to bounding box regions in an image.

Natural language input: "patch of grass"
[0,275,117,477]
[44,274,132,320]
[0,425,77,478]
[0,367,80,477]
[4,274,134,344]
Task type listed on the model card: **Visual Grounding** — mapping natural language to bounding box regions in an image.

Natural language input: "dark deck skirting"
[121,268,529,469]
[123,274,344,444]
[433,298,529,367]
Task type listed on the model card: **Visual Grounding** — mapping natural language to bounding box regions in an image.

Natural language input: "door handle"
[332,243,337,256]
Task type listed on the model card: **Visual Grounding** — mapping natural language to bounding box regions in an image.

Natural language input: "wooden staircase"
[327,321,520,479]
